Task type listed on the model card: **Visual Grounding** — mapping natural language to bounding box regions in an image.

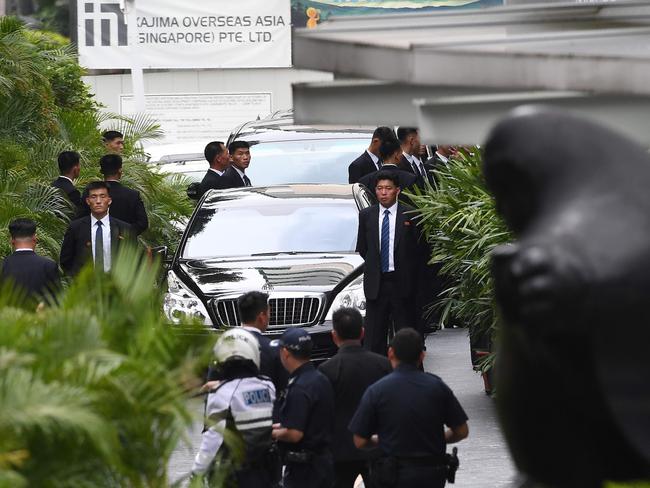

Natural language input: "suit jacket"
[59,216,133,276]
[358,164,418,198]
[398,154,428,187]
[1,250,60,299]
[198,169,222,197]
[217,166,248,189]
[356,203,423,300]
[348,151,379,184]
[318,344,391,461]
[52,176,81,208]
[79,181,148,235]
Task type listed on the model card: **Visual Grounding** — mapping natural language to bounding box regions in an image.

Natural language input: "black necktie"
[95,221,104,271]
[243,174,251,187]
[412,158,424,179]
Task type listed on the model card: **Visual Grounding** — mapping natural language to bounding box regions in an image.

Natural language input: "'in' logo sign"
[84,1,127,47]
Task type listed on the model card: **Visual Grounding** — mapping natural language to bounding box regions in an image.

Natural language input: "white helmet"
[213,328,260,368]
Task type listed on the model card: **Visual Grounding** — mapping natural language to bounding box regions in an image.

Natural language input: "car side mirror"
[150,246,171,266]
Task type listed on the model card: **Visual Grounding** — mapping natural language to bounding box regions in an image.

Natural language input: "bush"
[0,247,216,487]
[409,148,511,374]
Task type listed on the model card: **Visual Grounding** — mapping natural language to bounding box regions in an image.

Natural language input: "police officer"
[271,328,335,488]
[318,307,392,488]
[192,329,276,487]
[349,328,469,488]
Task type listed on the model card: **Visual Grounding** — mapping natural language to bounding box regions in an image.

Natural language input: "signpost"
[77,0,292,69]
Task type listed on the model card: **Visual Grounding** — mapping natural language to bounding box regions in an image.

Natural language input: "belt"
[396,454,445,467]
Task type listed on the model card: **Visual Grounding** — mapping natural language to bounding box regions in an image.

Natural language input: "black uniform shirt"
[318,343,392,461]
[349,363,468,457]
[278,362,335,452]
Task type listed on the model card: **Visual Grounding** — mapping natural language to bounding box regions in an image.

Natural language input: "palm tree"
[0,246,216,487]
[0,17,193,262]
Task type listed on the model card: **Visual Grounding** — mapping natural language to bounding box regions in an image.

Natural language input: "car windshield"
[182,200,359,258]
[244,138,368,185]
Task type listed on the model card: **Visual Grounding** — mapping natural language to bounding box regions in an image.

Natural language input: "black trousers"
[365,274,414,355]
[333,460,370,488]
[397,465,446,488]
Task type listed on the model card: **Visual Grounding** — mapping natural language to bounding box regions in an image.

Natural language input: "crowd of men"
[0,125,469,487]
[192,126,468,488]
[0,131,151,299]
[194,294,468,488]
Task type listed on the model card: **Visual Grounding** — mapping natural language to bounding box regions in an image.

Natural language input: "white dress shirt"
[435,152,449,164]
[58,175,74,183]
[90,213,111,272]
[209,168,224,176]
[378,201,398,272]
[366,150,380,170]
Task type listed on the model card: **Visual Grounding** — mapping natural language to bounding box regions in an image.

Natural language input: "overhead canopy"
[292,1,650,145]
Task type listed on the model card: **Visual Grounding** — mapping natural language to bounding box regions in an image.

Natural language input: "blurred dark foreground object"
[483,108,650,488]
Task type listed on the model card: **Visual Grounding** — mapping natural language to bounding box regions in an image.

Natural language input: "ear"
[360,327,365,341]
[387,347,395,362]
[419,351,426,366]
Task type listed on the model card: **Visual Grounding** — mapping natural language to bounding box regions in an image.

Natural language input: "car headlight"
[325,275,366,321]
[163,271,213,326]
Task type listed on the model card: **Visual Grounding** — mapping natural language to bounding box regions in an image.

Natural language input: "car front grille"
[211,295,323,330]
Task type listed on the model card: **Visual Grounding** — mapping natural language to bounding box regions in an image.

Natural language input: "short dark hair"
[390,328,424,364]
[9,218,36,239]
[238,291,269,324]
[396,127,418,143]
[57,151,80,174]
[332,307,363,340]
[228,140,250,154]
[102,130,123,142]
[86,180,111,194]
[375,170,400,188]
[204,141,226,164]
[99,154,123,177]
[378,137,402,161]
[372,126,396,142]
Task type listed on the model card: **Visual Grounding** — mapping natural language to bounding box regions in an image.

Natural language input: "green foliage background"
[410,148,510,372]
[0,17,193,263]
[0,246,215,487]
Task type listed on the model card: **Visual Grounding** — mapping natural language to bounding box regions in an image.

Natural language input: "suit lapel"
[370,205,380,251]
[109,217,120,256]
[394,204,406,251]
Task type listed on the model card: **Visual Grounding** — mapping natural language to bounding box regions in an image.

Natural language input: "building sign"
[78,0,291,69]
[119,92,272,143]
[291,0,503,28]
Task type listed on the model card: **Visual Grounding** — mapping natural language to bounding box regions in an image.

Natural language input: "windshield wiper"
[250,251,335,256]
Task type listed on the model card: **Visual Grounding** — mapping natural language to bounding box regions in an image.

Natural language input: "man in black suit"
[1,218,60,300]
[52,151,81,209]
[397,127,431,187]
[218,141,252,189]
[60,181,133,276]
[358,137,417,198]
[348,126,394,184]
[78,154,148,235]
[197,141,230,198]
[318,308,392,488]
[356,170,423,354]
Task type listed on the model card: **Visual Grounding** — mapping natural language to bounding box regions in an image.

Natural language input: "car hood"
[178,253,363,297]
